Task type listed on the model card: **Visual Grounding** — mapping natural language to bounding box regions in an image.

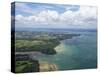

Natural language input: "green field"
[15,31,80,73]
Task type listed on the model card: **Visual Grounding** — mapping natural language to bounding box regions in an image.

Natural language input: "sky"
[12,2,97,29]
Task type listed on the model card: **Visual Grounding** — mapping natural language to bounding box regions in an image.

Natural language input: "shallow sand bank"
[39,61,58,72]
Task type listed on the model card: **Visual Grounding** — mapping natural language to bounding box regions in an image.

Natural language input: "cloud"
[15,5,97,29]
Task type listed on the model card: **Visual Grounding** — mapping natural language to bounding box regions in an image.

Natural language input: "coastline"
[15,32,81,72]
[39,61,58,72]
[54,43,65,52]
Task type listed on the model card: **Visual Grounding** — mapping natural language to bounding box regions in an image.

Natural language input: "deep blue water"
[15,28,97,33]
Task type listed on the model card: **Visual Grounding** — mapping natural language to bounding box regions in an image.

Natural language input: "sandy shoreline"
[54,43,65,52]
[39,61,58,72]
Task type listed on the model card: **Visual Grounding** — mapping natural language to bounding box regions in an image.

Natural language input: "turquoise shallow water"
[31,31,97,70]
